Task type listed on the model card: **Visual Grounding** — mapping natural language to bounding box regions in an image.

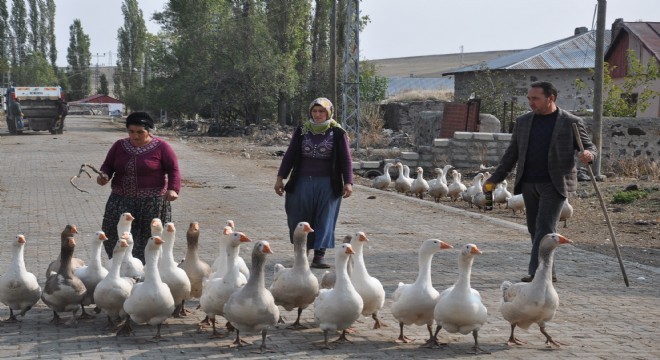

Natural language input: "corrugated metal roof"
[444,30,611,75]
[621,22,660,60]
[386,77,454,96]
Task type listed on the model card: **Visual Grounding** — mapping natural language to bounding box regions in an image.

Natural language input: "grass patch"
[612,189,649,204]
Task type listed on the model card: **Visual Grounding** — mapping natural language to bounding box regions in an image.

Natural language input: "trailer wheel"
[363,169,383,179]
[50,129,57,134]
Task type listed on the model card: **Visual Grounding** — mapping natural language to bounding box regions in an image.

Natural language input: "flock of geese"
[373,162,574,227]
[0,211,574,354]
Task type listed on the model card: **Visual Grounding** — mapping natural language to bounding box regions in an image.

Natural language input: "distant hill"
[367,50,521,78]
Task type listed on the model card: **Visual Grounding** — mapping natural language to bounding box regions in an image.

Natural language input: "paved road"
[0,116,658,359]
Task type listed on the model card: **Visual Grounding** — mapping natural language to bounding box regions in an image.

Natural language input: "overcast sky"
[52,0,660,67]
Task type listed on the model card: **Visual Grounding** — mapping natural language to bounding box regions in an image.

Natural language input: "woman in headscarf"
[97,111,181,263]
[274,98,353,268]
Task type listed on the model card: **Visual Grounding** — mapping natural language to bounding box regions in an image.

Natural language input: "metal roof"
[444,30,611,75]
[386,77,454,96]
[610,22,660,60]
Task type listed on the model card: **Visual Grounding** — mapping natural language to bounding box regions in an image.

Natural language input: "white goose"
[349,232,386,329]
[199,231,251,337]
[314,243,363,349]
[559,199,573,228]
[270,222,318,329]
[433,244,488,353]
[158,222,192,318]
[372,162,393,190]
[463,173,484,208]
[94,238,135,328]
[506,194,526,215]
[493,180,513,208]
[224,241,280,353]
[74,230,110,319]
[391,238,453,345]
[447,170,467,201]
[410,167,430,199]
[41,236,87,325]
[220,220,250,279]
[394,162,412,194]
[107,213,144,280]
[500,233,573,347]
[0,234,42,322]
[179,222,212,315]
[428,166,450,203]
[318,234,353,290]
[209,222,235,279]
[120,236,175,340]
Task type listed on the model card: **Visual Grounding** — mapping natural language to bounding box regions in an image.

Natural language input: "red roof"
[71,94,123,104]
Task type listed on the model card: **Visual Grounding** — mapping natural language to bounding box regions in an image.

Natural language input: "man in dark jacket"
[483,81,596,282]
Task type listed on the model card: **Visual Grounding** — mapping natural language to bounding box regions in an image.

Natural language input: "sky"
[51,0,660,67]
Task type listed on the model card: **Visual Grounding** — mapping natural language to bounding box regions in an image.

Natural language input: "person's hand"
[579,150,594,165]
[482,181,495,193]
[164,190,178,201]
[96,172,109,186]
[274,177,285,196]
[343,184,353,199]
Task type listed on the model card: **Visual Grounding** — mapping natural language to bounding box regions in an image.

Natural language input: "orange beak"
[345,245,355,255]
[126,214,135,221]
[223,226,232,235]
[70,225,79,234]
[119,239,128,248]
[190,222,199,231]
[558,235,573,244]
[470,245,482,255]
[440,241,453,249]
[239,233,251,243]
[17,235,26,244]
[304,223,314,233]
[358,232,369,242]
[262,243,273,254]
[99,232,108,241]
[154,236,163,245]
[167,223,175,232]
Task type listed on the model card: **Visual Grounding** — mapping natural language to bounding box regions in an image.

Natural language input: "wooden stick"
[572,123,629,287]
[70,163,104,194]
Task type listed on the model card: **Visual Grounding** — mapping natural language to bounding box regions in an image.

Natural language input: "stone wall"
[380,100,446,133]
[353,117,660,175]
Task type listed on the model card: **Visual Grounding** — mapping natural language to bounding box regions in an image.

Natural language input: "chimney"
[611,18,625,44]
[574,27,589,35]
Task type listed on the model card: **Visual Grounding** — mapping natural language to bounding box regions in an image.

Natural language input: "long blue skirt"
[285,176,341,251]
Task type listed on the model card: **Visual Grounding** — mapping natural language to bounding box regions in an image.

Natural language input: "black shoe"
[311,261,330,269]
[521,275,557,282]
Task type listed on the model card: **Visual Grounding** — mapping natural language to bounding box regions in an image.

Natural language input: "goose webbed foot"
[507,324,526,346]
[467,330,491,354]
[396,322,414,343]
[78,306,94,320]
[250,329,276,354]
[3,309,20,323]
[231,330,251,347]
[286,308,308,329]
[540,326,562,347]
[372,312,387,329]
[49,311,62,325]
[115,319,133,337]
[150,324,169,342]
[331,330,353,344]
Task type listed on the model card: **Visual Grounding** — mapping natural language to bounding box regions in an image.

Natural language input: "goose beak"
[17,235,26,244]
[470,245,482,255]
[239,233,251,242]
[126,214,135,221]
[358,232,369,242]
[345,245,355,255]
[558,235,573,244]
[120,240,128,248]
[440,241,453,249]
[70,225,79,234]
[223,226,232,235]
[154,236,163,245]
[167,223,175,232]
[99,232,108,241]
[262,243,273,254]
[304,223,314,233]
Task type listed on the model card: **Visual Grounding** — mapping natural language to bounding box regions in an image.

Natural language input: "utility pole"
[93,52,106,93]
[342,0,360,149]
[593,0,607,177]
[329,0,337,108]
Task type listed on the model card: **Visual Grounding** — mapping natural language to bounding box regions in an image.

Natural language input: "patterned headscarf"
[308,97,334,120]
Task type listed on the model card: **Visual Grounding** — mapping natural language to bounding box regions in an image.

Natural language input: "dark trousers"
[521,182,566,276]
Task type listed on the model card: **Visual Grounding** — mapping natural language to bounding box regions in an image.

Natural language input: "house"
[69,94,125,116]
[443,27,612,113]
[604,19,660,117]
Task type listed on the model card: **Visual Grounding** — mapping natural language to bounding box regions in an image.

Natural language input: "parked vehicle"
[5,86,67,134]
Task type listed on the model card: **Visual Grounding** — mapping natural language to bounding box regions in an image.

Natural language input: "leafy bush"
[612,189,648,204]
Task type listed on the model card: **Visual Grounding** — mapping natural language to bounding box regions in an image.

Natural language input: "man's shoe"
[311,261,330,269]
[521,275,534,282]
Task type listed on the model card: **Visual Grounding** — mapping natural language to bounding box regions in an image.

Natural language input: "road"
[0,115,658,359]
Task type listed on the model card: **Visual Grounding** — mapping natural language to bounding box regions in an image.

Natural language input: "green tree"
[15,52,56,85]
[0,0,9,83]
[66,19,91,100]
[27,0,38,51]
[98,73,108,95]
[37,0,47,55]
[359,61,388,103]
[114,0,146,104]
[576,50,660,117]
[10,0,28,66]
[309,0,330,98]
[46,0,56,68]
[463,65,526,119]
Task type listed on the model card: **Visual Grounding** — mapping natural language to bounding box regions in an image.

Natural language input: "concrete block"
[433,138,451,147]
[494,133,512,141]
[420,154,433,161]
[352,161,361,170]
[360,161,381,169]
[473,133,495,140]
[401,151,419,160]
[454,132,474,140]
[401,160,418,167]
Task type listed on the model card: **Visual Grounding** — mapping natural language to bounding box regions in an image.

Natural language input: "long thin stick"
[572,123,629,287]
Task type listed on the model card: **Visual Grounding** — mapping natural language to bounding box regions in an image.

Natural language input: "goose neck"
[292,238,309,270]
[12,246,27,273]
[144,247,162,283]
[415,252,434,286]
[455,256,473,289]
[245,253,266,290]
[110,250,125,277]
